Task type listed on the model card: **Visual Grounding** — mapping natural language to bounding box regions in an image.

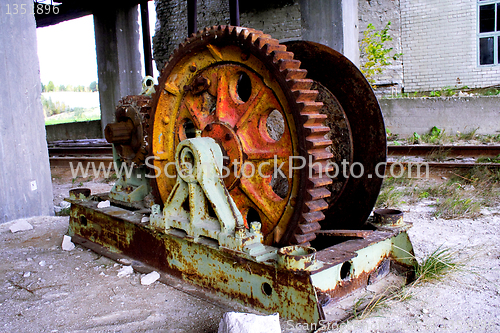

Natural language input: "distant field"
[42,92,99,108]
[44,107,100,125]
[43,92,100,125]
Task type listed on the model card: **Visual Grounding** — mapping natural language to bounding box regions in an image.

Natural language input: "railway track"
[388,145,500,158]
[49,139,112,168]
[387,144,500,174]
[48,140,500,173]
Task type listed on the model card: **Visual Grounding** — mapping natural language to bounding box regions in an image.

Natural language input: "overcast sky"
[36,3,157,87]
[36,15,97,87]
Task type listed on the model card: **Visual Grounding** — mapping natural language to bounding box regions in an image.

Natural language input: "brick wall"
[153,0,499,92]
[153,0,231,71]
[153,0,301,71]
[400,0,500,92]
[240,0,302,43]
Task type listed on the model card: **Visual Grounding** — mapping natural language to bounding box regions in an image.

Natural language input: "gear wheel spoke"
[233,85,267,129]
[239,175,288,231]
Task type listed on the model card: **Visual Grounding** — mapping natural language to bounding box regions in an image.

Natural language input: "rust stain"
[69,199,319,323]
[317,256,388,301]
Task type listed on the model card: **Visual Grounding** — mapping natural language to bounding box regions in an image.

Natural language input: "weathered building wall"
[358,0,403,91]
[154,0,500,93]
[240,0,302,43]
[359,0,500,92]
[0,3,54,223]
[153,0,358,71]
[45,120,102,142]
[400,0,500,92]
[153,0,231,70]
[153,0,301,70]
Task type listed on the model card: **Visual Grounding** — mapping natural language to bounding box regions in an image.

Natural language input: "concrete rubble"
[9,219,33,233]
[61,235,75,251]
[218,312,281,333]
[141,271,160,286]
[117,265,134,278]
[97,200,110,208]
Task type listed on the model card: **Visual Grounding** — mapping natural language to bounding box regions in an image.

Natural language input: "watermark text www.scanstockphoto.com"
[68,156,430,180]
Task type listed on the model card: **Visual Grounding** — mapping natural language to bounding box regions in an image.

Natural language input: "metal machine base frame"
[68,194,415,326]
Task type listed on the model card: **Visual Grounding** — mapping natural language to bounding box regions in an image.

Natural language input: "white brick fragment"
[62,235,75,251]
[9,220,33,233]
[97,200,110,208]
[141,271,160,286]
[218,312,280,333]
[117,265,134,278]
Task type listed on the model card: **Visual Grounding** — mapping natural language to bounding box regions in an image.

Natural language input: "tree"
[89,81,98,92]
[59,84,66,91]
[46,81,55,92]
[360,22,402,87]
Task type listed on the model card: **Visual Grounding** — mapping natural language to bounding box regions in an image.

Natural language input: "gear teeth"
[295,222,322,235]
[292,233,317,245]
[245,32,261,46]
[278,59,301,71]
[297,101,323,113]
[273,51,294,62]
[307,188,331,201]
[306,136,333,149]
[303,211,326,224]
[284,68,307,80]
[293,90,318,102]
[301,113,328,125]
[310,160,335,174]
[284,63,330,245]
[287,79,314,91]
[238,28,253,40]
[262,44,286,55]
[309,150,334,161]
[254,37,270,48]
[303,123,330,131]
[305,199,329,212]
[308,175,333,188]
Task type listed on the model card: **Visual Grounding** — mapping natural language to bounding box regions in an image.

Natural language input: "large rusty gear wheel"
[149,26,332,246]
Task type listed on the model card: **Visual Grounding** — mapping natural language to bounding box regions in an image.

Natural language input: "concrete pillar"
[94,4,143,135]
[299,0,359,66]
[0,2,54,223]
[341,0,360,67]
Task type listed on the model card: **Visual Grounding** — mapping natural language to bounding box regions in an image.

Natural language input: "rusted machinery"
[67,26,415,326]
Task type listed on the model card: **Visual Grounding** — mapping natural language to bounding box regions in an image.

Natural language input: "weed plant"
[348,246,461,321]
[376,167,499,219]
[388,127,500,145]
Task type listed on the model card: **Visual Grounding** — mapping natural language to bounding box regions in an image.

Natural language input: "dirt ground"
[0,168,498,332]
[334,201,500,333]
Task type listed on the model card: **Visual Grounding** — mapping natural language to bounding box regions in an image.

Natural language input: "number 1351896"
[5,3,60,15]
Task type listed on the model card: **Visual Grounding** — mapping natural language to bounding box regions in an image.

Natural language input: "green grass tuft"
[413,247,460,283]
